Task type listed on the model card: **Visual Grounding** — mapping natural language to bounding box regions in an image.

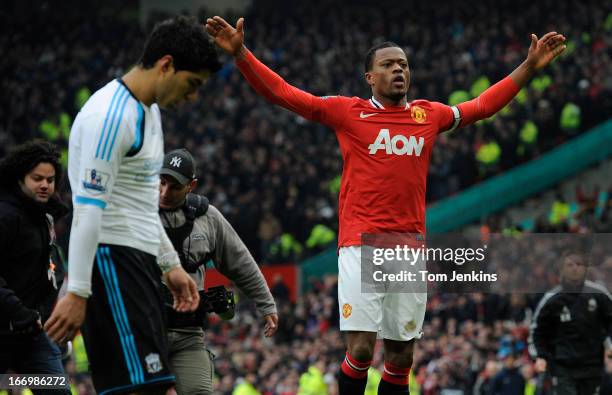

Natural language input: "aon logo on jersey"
[368,129,425,156]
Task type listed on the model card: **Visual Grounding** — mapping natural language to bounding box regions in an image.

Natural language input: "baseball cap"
[160,148,196,186]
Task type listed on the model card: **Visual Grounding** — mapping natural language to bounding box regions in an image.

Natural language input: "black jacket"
[0,187,68,329]
[529,281,612,378]
[490,367,525,395]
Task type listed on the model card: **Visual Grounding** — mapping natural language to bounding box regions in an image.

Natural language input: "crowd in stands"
[2,0,610,261]
[480,181,612,236]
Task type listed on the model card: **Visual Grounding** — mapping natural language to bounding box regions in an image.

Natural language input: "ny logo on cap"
[170,156,182,167]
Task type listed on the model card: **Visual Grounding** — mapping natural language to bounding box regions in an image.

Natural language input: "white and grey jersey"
[69,79,164,256]
[159,204,277,317]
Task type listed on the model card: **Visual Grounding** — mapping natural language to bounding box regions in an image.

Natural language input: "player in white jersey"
[44,16,222,394]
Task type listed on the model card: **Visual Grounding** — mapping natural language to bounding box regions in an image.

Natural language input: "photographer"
[529,250,612,395]
[0,141,69,394]
[158,149,278,395]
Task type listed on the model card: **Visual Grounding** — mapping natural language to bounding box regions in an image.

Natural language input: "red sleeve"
[428,101,458,133]
[455,76,520,128]
[235,48,351,129]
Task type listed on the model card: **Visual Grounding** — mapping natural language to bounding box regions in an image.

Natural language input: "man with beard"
[0,141,70,394]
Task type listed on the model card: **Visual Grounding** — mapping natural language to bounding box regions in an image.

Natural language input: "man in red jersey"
[206,15,566,394]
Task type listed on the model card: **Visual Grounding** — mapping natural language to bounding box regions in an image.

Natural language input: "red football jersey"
[236,49,516,247]
[308,96,456,246]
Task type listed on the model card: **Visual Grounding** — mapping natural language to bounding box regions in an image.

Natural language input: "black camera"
[164,285,235,328]
[197,286,235,320]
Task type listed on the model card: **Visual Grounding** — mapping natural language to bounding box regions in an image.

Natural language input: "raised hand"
[526,32,566,71]
[206,16,245,57]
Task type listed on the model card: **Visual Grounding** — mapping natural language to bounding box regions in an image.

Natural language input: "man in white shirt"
[44,16,221,394]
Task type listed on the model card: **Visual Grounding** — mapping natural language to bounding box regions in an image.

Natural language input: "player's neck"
[122,67,156,107]
[372,93,407,107]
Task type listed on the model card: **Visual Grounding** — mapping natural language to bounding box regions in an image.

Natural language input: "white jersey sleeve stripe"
[98,87,127,160]
[95,85,124,159]
[105,91,132,161]
[100,88,129,161]
[75,195,107,209]
[127,103,145,156]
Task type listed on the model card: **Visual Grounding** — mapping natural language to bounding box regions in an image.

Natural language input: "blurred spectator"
[271,274,291,301]
[473,360,499,395]
[490,344,525,395]
[548,193,571,226]
[305,223,336,256]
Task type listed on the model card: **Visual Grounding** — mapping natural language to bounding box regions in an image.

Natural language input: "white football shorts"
[338,246,426,341]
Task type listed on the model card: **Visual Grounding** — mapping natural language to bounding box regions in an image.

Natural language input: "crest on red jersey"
[411,105,427,123]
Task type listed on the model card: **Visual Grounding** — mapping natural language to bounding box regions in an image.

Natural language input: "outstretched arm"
[509,32,566,86]
[208,205,278,337]
[206,16,350,129]
[449,32,566,129]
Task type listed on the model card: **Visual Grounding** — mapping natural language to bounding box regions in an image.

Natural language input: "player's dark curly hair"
[139,15,222,73]
[364,41,403,72]
[0,140,63,189]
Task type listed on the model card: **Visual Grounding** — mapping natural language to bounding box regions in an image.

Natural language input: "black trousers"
[552,372,602,395]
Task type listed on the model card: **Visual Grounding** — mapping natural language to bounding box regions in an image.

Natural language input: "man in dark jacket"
[0,140,70,394]
[490,346,526,395]
[529,249,612,395]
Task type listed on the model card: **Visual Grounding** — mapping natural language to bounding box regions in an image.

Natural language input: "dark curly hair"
[0,140,63,189]
[364,41,403,72]
[138,15,222,73]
